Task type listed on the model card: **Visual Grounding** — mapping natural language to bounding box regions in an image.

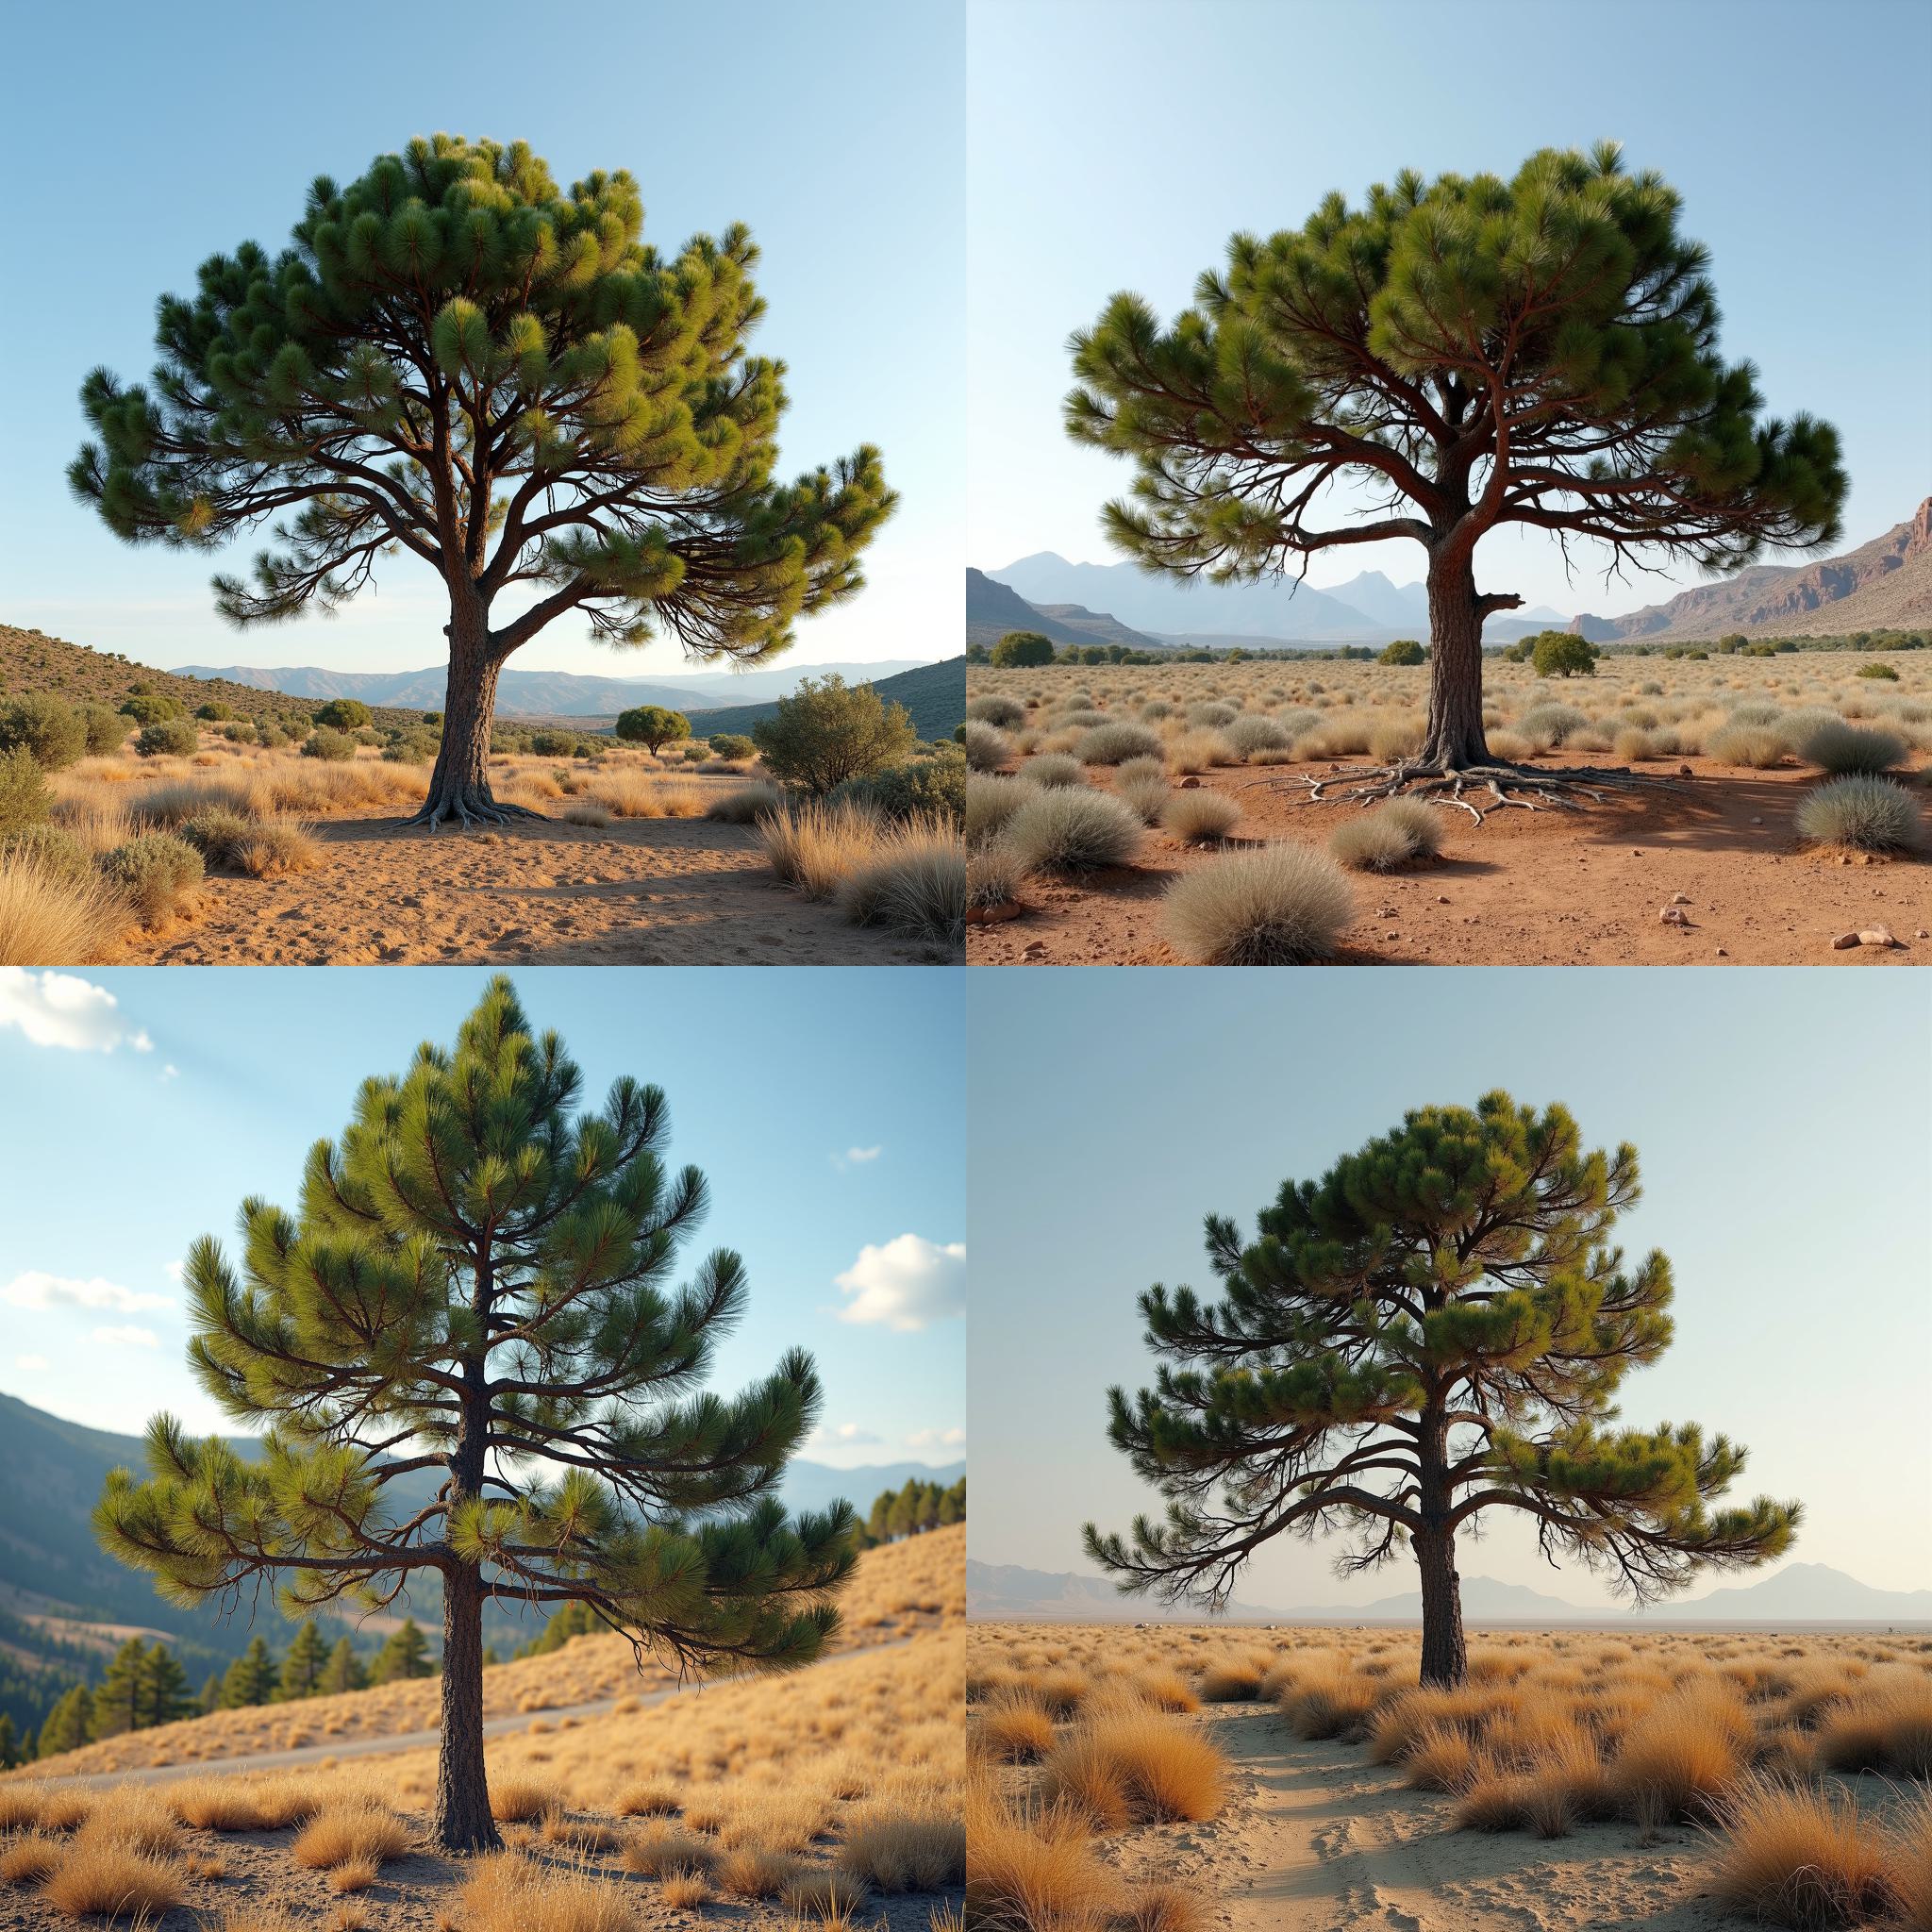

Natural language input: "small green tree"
[73,136,893,830]
[752,675,915,794]
[0,1713,17,1769]
[120,693,186,725]
[314,699,374,731]
[1086,1091,1799,1688]
[93,974,854,1852]
[320,1636,368,1697]
[614,706,691,755]
[219,1636,278,1709]
[277,1620,329,1701]
[0,696,88,771]
[1379,639,1425,666]
[369,1618,433,1685]
[1531,630,1599,678]
[90,1638,152,1739]
[199,1673,223,1714]
[146,1643,193,1725]
[37,1685,90,1759]
[990,631,1055,669]
[1066,144,1843,810]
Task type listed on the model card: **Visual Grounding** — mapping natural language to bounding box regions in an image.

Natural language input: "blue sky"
[968,968,1931,1605]
[0,968,964,1472]
[0,2,961,679]
[967,0,1932,618]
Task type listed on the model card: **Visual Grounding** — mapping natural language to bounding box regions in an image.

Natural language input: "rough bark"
[1416,1525,1468,1688]
[407,598,541,830]
[432,1561,499,1852]
[1418,544,1491,770]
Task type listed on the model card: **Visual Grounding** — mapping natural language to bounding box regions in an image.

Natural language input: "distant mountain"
[681,658,965,743]
[1572,501,1932,642]
[170,658,937,719]
[965,569,1159,650]
[1323,571,1429,631]
[967,1557,1932,1626]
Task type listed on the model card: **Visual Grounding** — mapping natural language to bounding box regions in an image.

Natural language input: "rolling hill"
[1572,500,1932,642]
[679,657,965,742]
[965,568,1160,649]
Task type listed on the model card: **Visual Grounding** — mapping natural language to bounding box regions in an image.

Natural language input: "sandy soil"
[130,809,955,966]
[968,754,1932,966]
[1106,1703,1786,1932]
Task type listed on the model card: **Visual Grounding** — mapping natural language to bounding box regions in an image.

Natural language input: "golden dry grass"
[0,853,130,964]
[1710,1774,1900,1929]
[289,1800,413,1871]
[38,1838,184,1920]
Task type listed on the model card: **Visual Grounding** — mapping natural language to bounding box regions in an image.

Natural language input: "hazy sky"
[0,2,961,680]
[0,968,964,1470]
[967,0,1932,619]
[968,968,1931,1607]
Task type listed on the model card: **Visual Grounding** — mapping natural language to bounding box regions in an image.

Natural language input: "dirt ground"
[968,754,1932,966]
[131,809,954,966]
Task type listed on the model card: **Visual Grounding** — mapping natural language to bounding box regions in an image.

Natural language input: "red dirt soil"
[967,755,1932,966]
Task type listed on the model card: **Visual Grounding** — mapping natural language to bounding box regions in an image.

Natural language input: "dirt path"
[968,755,1932,967]
[133,810,953,965]
[1124,1706,1743,1932]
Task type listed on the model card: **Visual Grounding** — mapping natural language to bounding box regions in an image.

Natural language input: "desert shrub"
[1711,1775,1897,1931]
[1018,751,1086,790]
[179,808,257,869]
[967,694,1025,727]
[0,694,88,771]
[1163,844,1353,965]
[1707,723,1788,767]
[1056,708,1112,729]
[0,747,51,836]
[965,774,1026,846]
[1380,638,1425,665]
[1795,719,1906,775]
[1004,788,1141,874]
[837,816,965,946]
[119,691,186,725]
[1329,798,1442,871]
[194,700,236,721]
[1,823,92,885]
[135,717,199,758]
[302,725,357,761]
[218,719,258,743]
[1166,727,1233,772]
[706,778,786,824]
[1185,701,1238,729]
[1794,774,1922,854]
[968,845,1028,911]
[1162,788,1241,842]
[1223,713,1292,756]
[1118,771,1170,824]
[758,798,882,898]
[991,630,1055,668]
[704,732,754,758]
[1516,702,1589,750]
[527,729,577,757]
[964,720,1011,771]
[101,832,204,926]
[753,675,914,793]
[1857,661,1899,679]
[382,729,440,763]
[313,698,373,730]
[835,745,967,824]
[1076,720,1163,765]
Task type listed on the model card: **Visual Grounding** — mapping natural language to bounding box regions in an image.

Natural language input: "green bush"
[614,705,691,753]
[1379,639,1425,665]
[752,675,916,794]
[0,749,52,837]
[255,719,289,749]
[195,701,238,721]
[102,833,204,926]
[314,698,373,730]
[1794,775,1922,855]
[528,729,578,757]
[0,823,92,885]
[135,717,200,758]
[303,726,357,761]
[78,706,128,755]
[832,745,966,824]
[990,631,1055,669]
[0,695,88,771]
[178,809,255,869]
[382,730,440,764]
[708,733,756,759]
[119,692,187,725]
[1530,630,1598,678]
[218,720,258,743]
[1857,662,1900,680]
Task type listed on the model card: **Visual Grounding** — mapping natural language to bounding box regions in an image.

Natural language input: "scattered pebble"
[1670,891,1691,905]
[1659,906,1688,925]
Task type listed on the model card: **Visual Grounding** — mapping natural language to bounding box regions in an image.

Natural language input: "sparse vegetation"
[1161,843,1353,964]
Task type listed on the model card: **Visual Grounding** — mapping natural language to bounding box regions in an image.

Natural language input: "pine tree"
[369,1618,433,1686]
[95,974,855,1852]
[1086,1091,1799,1687]
[319,1637,367,1697]
[219,1637,278,1710]
[145,1643,193,1726]
[71,137,895,830]
[0,1713,17,1770]
[1065,145,1845,812]
[937,1480,963,1528]
[866,1491,893,1546]
[277,1621,329,1701]
[37,1684,90,1759]
[199,1673,223,1715]
[90,1637,151,1739]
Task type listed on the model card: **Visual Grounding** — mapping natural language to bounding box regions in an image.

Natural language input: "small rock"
[1436,894,1450,905]
[1715,947,1728,958]
[1677,763,1694,776]
[1857,926,1900,948]
[1178,775,1201,790]
[1750,816,1763,825]
[1831,931,1859,950]
[1917,928,1929,940]
[1659,906,1688,925]
[1376,905,1399,918]
[1385,929,1400,941]
[1671,891,1691,906]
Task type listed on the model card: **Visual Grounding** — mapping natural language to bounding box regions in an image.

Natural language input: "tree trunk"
[407,599,537,829]
[1418,545,1491,770]
[432,1559,500,1852]
[1415,1525,1468,1687]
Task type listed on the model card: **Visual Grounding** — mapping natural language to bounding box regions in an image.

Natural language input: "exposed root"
[403,791,547,832]
[1268,758,1686,824]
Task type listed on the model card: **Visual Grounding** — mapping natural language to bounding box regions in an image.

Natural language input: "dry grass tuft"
[1162,843,1354,965]
[835,1805,967,1892]
[619,1821,718,1878]
[1043,1711,1224,1827]
[0,1832,62,1884]
[759,799,884,899]
[489,1776,559,1823]
[327,1856,380,1894]
[974,1697,1058,1763]
[0,854,129,964]
[1710,1774,1898,1930]
[290,1801,413,1872]
[965,1778,1110,1932]
[458,1853,641,1932]
[39,1840,184,1921]
[715,1845,802,1899]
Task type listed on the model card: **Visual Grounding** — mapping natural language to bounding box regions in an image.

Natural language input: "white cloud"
[91,1325,158,1349]
[834,1235,966,1333]
[810,1423,883,1449]
[0,969,153,1055]
[908,1426,966,1451]
[831,1144,885,1172]
[2,1272,173,1314]
[13,1354,49,1374]
[159,1064,180,1083]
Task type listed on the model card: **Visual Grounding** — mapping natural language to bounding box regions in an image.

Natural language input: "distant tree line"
[857,1475,965,1548]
